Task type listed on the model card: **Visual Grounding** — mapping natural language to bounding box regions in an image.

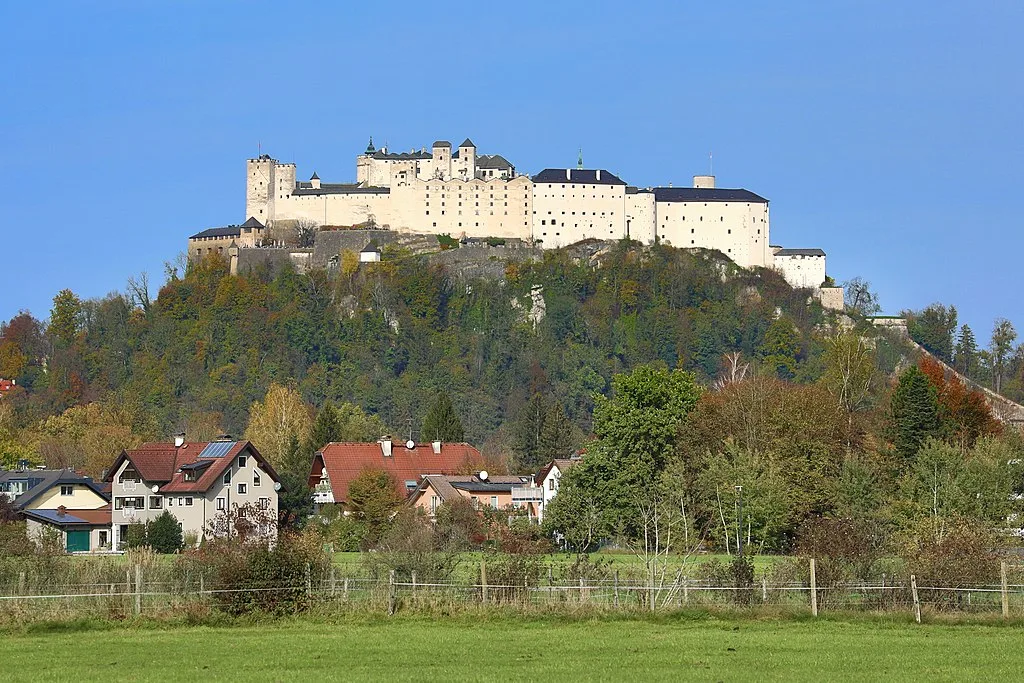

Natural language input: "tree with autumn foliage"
[918,356,1001,451]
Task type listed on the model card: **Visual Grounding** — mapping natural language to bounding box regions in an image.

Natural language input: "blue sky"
[1,0,1020,342]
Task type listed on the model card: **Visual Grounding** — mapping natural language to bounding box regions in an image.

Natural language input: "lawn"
[0,615,1018,681]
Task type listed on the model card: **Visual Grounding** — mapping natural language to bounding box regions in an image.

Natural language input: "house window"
[253,470,261,487]
[185,497,194,507]
[60,485,73,496]
[168,497,174,507]
[223,471,231,485]
[548,478,555,491]
[178,497,185,506]
[238,483,247,495]
[98,530,109,548]
[238,455,247,469]
[119,467,140,484]
[216,497,225,511]
[183,470,197,482]
[259,498,270,510]
[149,496,162,509]
[490,496,498,509]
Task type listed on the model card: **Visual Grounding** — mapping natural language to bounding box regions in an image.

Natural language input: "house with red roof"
[0,378,16,397]
[308,438,483,509]
[104,438,281,549]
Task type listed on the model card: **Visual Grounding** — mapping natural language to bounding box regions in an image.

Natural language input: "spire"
[366,136,375,154]
[577,148,583,170]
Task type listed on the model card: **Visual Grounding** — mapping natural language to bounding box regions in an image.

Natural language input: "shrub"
[364,509,461,582]
[147,511,184,554]
[796,516,886,584]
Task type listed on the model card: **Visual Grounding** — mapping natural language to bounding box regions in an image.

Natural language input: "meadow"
[1,614,1019,682]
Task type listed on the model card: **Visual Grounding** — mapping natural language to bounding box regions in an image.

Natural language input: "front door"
[66,530,90,553]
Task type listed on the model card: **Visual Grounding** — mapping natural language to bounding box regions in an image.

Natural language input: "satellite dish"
[406,439,416,450]
[479,470,488,481]
[273,482,282,491]
[151,485,159,493]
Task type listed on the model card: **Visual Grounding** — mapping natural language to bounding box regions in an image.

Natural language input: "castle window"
[425,211,429,215]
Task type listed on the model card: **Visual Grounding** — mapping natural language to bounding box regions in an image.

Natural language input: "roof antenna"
[577,148,584,170]
[709,150,713,177]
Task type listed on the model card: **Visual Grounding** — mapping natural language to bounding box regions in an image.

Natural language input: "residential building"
[409,473,540,520]
[533,457,582,523]
[0,378,15,397]
[104,439,280,549]
[0,468,112,553]
[308,439,483,509]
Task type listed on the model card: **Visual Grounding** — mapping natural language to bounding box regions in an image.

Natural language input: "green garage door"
[66,530,90,553]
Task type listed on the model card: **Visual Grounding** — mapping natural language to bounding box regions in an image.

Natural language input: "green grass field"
[1,614,1019,681]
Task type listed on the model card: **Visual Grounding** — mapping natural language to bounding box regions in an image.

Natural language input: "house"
[104,438,281,549]
[533,457,582,523]
[409,472,541,520]
[359,240,381,263]
[0,378,15,397]
[0,468,112,552]
[308,438,483,509]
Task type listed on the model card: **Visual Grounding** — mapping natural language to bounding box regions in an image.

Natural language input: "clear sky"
[1,0,1020,342]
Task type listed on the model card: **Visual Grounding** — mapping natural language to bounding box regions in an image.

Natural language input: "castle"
[191,136,838,304]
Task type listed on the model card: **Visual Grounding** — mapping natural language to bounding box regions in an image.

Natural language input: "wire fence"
[2,559,1023,623]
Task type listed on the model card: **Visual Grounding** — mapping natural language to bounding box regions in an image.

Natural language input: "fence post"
[134,564,142,617]
[411,571,417,603]
[613,570,620,609]
[762,576,767,604]
[579,577,586,604]
[344,577,349,602]
[481,559,489,604]
[199,574,204,597]
[17,571,25,595]
[809,558,818,617]
[1001,561,1009,620]
[305,562,312,602]
[388,570,397,616]
[683,574,689,605]
[911,574,921,624]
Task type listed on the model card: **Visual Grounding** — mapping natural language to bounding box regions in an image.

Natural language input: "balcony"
[511,486,544,503]
[312,482,334,505]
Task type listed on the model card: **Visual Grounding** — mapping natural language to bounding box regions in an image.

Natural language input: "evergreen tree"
[989,318,1017,395]
[511,393,548,468]
[759,317,800,380]
[953,324,978,378]
[278,433,314,529]
[908,304,958,363]
[146,510,184,553]
[421,392,465,442]
[305,402,342,455]
[48,289,82,348]
[890,366,941,461]
[537,400,577,464]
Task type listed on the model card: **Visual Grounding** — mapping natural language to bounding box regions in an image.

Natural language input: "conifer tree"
[512,393,548,468]
[421,393,465,442]
[537,400,577,464]
[890,366,941,461]
[953,324,978,378]
[306,402,342,455]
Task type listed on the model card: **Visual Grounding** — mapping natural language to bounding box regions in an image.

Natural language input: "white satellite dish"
[273,482,282,491]
[151,484,159,493]
[478,470,489,481]
[406,439,416,450]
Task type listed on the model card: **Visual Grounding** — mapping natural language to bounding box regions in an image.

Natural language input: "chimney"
[566,168,571,180]
[174,433,185,448]
[431,440,442,455]
[57,505,66,518]
[379,437,393,457]
[596,169,601,181]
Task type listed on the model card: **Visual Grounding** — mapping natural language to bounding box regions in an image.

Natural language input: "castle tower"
[432,140,452,180]
[246,155,277,222]
[458,138,476,180]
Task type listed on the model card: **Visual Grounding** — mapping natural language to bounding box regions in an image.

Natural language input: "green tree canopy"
[421,392,465,442]
[890,365,941,461]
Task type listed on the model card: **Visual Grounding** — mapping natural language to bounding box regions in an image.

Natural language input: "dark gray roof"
[310,171,319,180]
[190,226,242,240]
[4,469,108,509]
[361,240,380,253]
[653,187,768,203]
[477,154,513,169]
[432,140,451,148]
[532,169,626,186]
[372,150,432,161]
[293,182,390,196]
[459,138,476,149]
[241,217,264,228]
[775,248,826,257]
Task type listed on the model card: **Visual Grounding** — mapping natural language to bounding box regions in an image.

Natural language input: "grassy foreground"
[0,614,1019,681]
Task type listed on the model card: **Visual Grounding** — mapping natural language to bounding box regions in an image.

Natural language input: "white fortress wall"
[625,189,657,243]
[531,169,628,248]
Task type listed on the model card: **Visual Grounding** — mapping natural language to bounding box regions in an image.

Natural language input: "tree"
[758,317,800,380]
[919,356,1001,450]
[907,303,957,363]
[147,510,184,553]
[49,289,83,347]
[953,324,978,378]
[244,383,313,471]
[421,393,465,442]
[843,277,881,316]
[821,331,876,454]
[347,469,403,546]
[537,400,578,463]
[294,219,320,248]
[890,366,941,462]
[989,318,1017,394]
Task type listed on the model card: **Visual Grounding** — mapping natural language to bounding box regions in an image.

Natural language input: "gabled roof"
[23,504,112,527]
[432,140,452,148]
[190,217,266,240]
[477,154,513,170]
[310,172,320,180]
[106,441,280,494]
[532,169,626,186]
[535,458,581,485]
[310,442,484,505]
[240,216,265,229]
[361,240,380,253]
[413,474,529,503]
[8,469,108,509]
[774,248,826,257]
[652,187,768,203]
[459,138,476,149]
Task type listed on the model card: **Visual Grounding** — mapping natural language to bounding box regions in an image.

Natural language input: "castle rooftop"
[652,187,768,203]
[532,168,626,185]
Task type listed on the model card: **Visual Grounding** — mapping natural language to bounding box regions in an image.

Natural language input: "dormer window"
[119,467,140,484]
[238,455,247,469]
[183,470,197,482]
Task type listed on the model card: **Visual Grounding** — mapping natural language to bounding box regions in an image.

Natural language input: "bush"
[796,516,886,584]
[364,509,461,582]
[147,511,184,554]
